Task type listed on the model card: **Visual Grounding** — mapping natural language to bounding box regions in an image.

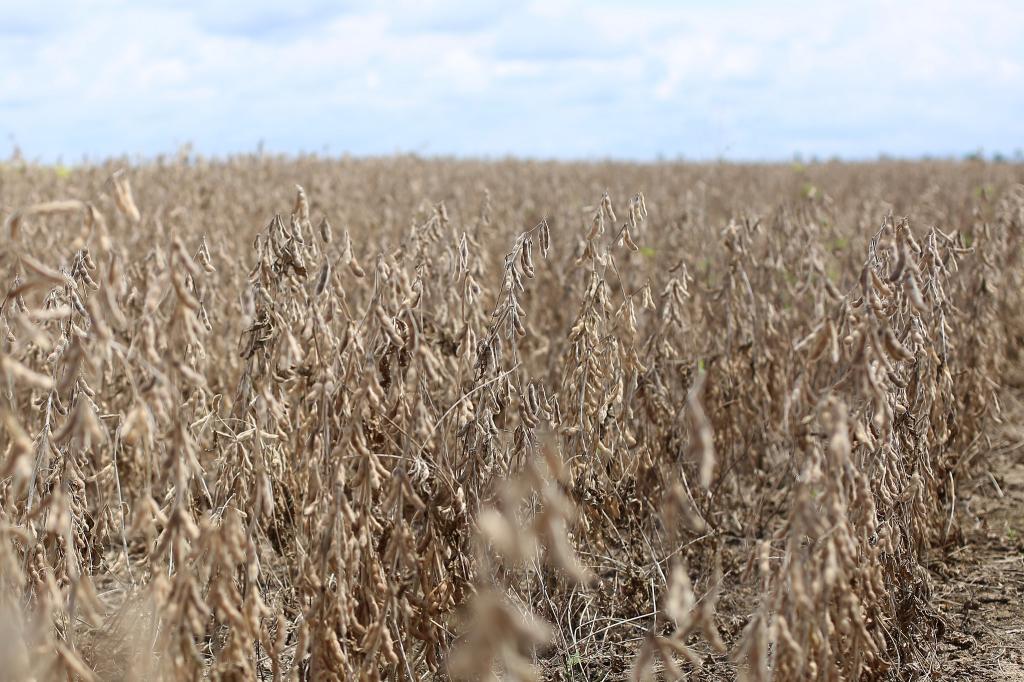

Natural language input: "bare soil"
[935,394,1024,680]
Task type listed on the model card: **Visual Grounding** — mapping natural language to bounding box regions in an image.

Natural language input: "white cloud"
[0,0,1021,160]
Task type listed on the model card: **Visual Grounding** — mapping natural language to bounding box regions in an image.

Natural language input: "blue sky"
[2,0,1022,162]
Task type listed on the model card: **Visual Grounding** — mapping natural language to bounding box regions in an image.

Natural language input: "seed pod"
[20,253,77,290]
[512,313,526,337]
[880,326,914,361]
[80,268,99,291]
[349,256,366,278]
[260,471,274,519]
[288,213,305,244]
[521,239,536,278]
[870,268,892,297]
[624,299,638,336]
[84,296,112,341]
[173,238,202,281]
[905,273,927,312]
[1,410,34,477]
[340,230,353,262]
[889,240,908,282]
[641,283,655,310]
[315,261,331,296]
[318,217,332,243]
[587,212,603,240]
[526,383,540,417]
[539,221,551,257]
[196,241,216,273]
[490,335,502,366]
[636,192,648,220]
[686,373,715,488]
[601,192,616,222]
[294,184,310,224]
[377,307,404,346]
[111,170,141,223]
[807,322,830,361]
[171,271,200,310]
[622,226,639,251]
[1,354,54,390]
[521,405,538,428]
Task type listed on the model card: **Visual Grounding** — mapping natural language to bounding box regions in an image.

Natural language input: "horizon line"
[5,146,1024,168]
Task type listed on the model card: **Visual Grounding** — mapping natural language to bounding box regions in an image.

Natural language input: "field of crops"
[1,156,1023,680]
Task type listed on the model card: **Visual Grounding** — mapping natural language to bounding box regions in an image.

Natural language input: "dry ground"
[936,390,1024,680]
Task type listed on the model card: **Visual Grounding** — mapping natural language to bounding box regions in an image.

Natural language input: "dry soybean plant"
[0,155,1022,680]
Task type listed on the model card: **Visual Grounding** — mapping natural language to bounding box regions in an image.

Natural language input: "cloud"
[0,0,1021,161]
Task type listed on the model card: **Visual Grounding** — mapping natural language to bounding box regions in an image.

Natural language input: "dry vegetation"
[1,155,1023,680]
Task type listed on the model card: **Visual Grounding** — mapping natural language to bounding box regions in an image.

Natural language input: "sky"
[1,0,1022,162]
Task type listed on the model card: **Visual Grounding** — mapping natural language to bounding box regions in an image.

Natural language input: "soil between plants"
[934,392,1024,680]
